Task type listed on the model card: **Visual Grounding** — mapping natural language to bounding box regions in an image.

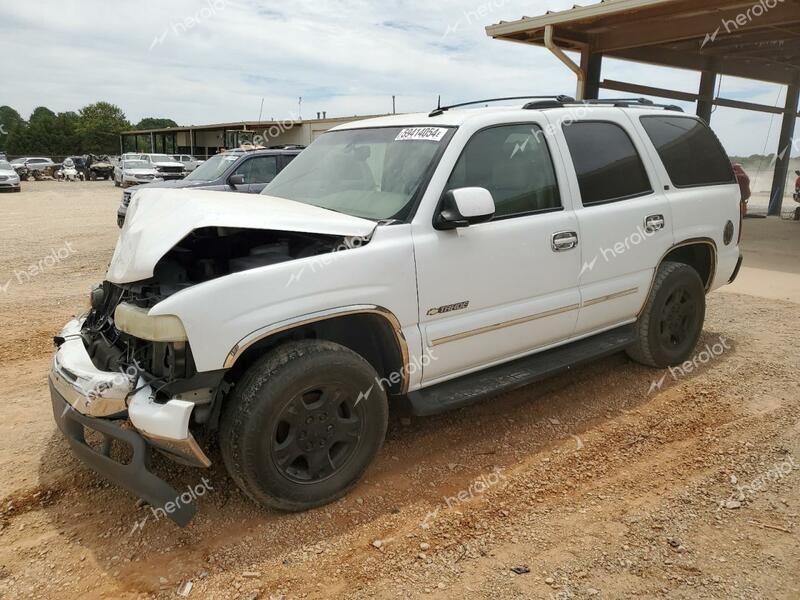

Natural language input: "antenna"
[298,96,303,120]
[257,97,264,123]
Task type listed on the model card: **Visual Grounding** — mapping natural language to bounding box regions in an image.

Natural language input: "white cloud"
[0,0,794,156]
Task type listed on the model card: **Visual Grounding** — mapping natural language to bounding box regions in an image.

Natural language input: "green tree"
[0,106,24,153]
[135,117,178,130]
[77,101,130,155]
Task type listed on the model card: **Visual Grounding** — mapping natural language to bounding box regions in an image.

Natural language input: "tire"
[627,261,706,368]
[114,175,120,187]
[220,340,388,511]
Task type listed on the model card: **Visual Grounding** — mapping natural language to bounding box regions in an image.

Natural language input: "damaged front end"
[50,192,376,524]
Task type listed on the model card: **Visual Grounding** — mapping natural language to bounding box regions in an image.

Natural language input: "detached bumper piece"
[50,381,196,527]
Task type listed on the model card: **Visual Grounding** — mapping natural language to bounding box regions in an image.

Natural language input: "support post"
[150,132,155,153]
[582,52,603,100]
[769,80,800,217]
[190,129,194,157]
[697,70,717,124]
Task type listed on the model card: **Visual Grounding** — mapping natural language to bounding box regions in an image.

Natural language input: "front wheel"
[220,340,388,511]
[627,261,706,368]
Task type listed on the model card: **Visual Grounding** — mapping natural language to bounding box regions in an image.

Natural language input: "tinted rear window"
[640,116,735,188]
[562,122,652,205]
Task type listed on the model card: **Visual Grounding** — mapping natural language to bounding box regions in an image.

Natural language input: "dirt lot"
[1,181,799,600]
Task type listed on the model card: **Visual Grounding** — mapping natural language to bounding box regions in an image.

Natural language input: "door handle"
[645,214,665,233]
[551,231,579,252]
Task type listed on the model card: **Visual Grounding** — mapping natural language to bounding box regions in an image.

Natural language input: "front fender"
[148,225,420,376]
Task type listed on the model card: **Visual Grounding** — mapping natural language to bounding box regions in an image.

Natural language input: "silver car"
[113,159,164,188]
[0,159,21,192]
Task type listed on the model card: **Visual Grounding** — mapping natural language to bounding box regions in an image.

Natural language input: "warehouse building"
[119,113,384,158]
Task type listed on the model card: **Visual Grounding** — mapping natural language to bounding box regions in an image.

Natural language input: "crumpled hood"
[107,188,377,284]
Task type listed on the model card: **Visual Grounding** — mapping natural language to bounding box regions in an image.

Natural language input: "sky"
[0,0,793,157]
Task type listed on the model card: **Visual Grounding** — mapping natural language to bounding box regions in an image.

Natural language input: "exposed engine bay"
[76,228,367,400]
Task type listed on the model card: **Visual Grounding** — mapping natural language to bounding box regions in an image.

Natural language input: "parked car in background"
[138,153,186,181]
[118,153,143,164]
[11,157,55,180]
[114,159,163,188]
[84,155,114,181]
[117,147,303,227]
[0,159,21,192]
[172,154,204,172]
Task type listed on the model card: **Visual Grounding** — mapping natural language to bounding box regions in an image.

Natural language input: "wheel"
[627,261,706,368]
[103,175,109,180]
[89,171,97,181]
[114,175,120,187]
[220,340,388,511]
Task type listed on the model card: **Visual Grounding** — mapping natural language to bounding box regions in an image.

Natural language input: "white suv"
[49,97,743,525]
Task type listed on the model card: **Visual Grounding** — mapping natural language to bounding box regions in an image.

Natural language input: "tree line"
[0,103,177,157]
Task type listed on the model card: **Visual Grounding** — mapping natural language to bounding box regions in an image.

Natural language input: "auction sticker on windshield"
[395,127,448,142]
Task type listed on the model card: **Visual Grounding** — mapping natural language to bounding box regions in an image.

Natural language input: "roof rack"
[523,97,684,112]
[429,95,575,117]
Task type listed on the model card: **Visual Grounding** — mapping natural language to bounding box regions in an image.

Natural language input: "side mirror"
[229,174,245,187]
[434,187,495,230]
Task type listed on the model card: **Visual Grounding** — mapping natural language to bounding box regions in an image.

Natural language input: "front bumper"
[50,383,196,526]
[50,319,211,525]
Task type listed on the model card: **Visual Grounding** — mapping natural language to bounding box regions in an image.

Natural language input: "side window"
[640,116,735,188]
[235,156,278,184]
[563,122,652,205]
[444,124,561,219]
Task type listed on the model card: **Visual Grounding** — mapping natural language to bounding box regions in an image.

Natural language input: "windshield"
[185,153,239,181]
[147,154,175,163]
[123,160,150,169]
[262,126,452,221]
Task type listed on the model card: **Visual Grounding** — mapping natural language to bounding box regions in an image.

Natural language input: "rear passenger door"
[552,116,674,336]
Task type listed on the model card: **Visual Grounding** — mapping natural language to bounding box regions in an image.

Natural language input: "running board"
[406,325,636,416]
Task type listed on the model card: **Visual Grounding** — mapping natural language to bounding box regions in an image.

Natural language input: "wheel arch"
[658,238,717,291]
[222,306,410,396]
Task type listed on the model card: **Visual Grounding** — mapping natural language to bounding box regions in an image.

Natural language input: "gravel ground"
[0,180,799,599]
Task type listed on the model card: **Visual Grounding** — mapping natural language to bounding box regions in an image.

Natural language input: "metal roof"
[121,114,387,135]
[487,0,800,85]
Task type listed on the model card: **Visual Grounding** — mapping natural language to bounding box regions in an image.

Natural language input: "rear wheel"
[220,340,388,511]
[627,261,706,368]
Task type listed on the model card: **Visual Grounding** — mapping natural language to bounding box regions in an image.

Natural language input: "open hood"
[107,188,377,284]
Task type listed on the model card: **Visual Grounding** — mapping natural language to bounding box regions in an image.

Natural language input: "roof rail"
[523,97,684,112]
[429,95,575,117]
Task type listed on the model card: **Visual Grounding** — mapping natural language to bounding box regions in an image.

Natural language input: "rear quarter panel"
[627,113,741,290]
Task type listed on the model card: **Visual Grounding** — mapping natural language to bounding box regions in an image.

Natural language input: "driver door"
[412,123,582,385]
